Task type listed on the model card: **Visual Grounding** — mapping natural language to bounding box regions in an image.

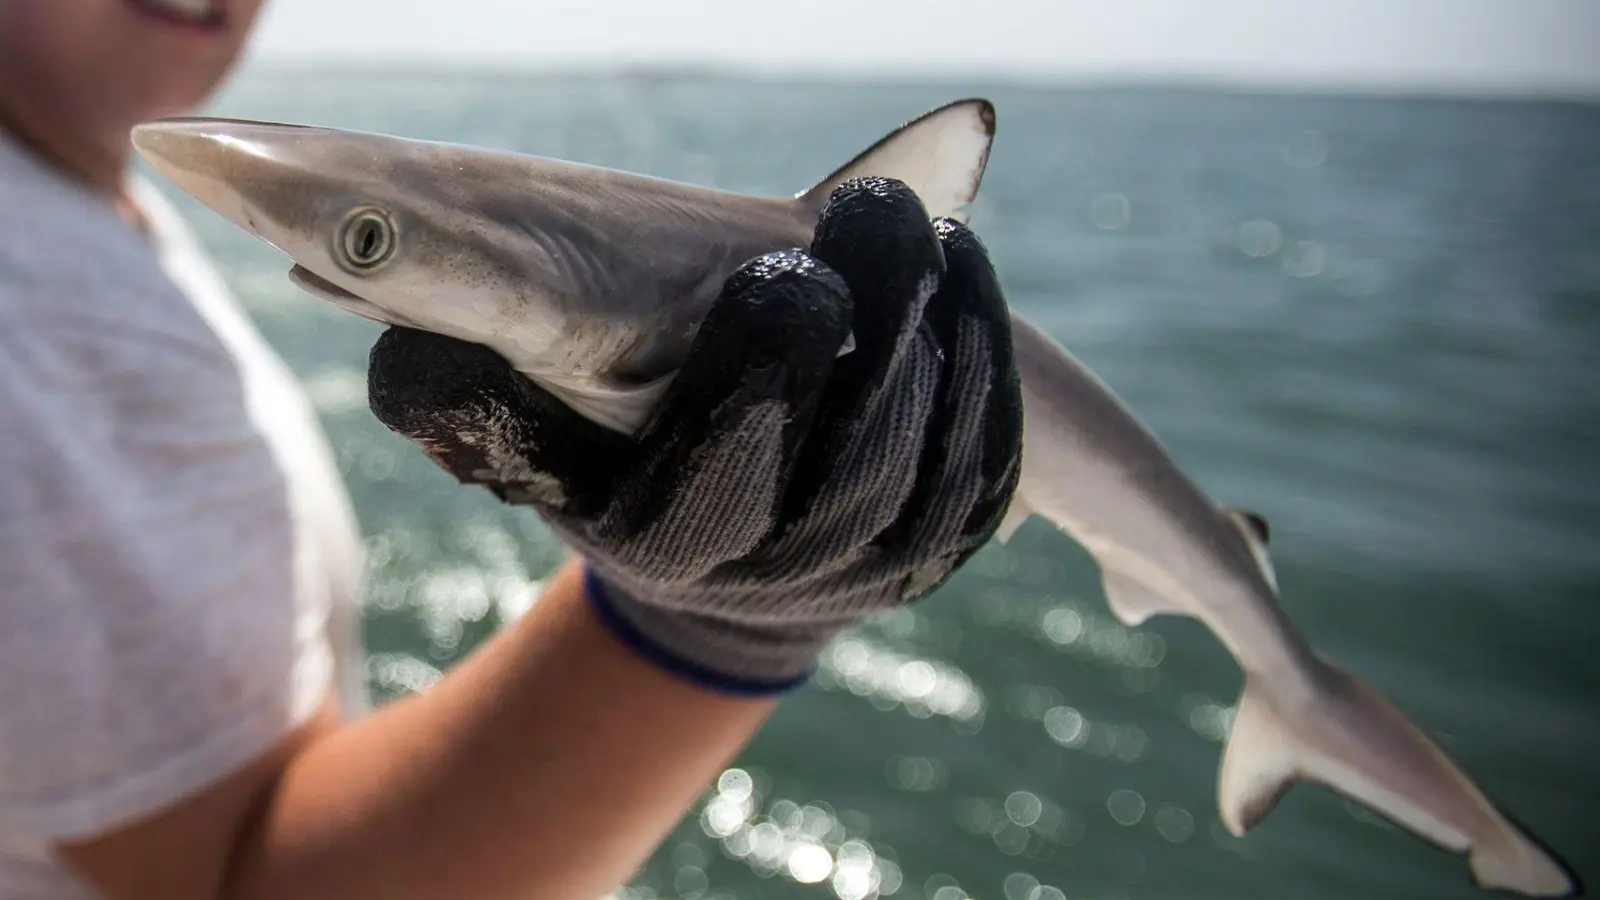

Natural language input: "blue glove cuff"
[581,562,815,698]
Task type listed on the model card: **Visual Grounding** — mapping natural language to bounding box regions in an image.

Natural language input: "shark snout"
[130,116,321,166]
[130,117,333,241]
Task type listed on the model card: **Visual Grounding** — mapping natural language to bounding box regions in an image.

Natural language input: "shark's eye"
[336,206,396,272]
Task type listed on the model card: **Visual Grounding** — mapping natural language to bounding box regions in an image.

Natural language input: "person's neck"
[0,100,145,230]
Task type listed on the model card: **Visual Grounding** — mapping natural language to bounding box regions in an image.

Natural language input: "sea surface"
[165,69,1600,900]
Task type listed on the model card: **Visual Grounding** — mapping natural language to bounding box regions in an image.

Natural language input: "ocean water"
[170,70,1599,899]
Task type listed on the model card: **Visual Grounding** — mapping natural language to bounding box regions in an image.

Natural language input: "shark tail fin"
[795,98,996,224]
[1220,665,1581,898]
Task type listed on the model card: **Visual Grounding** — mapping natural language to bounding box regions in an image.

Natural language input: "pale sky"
[243,0,1600,97]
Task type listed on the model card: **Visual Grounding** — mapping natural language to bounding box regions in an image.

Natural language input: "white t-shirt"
[0,128,368,899]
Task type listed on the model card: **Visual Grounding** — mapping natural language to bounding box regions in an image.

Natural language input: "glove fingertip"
[931,217,1009,323]
[654,249,853,430]
[932,216,988,255]
[810,178,947,359]
[916,219,1026,553]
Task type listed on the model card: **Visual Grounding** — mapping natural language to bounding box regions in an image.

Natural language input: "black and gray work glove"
[367,177,1024,693]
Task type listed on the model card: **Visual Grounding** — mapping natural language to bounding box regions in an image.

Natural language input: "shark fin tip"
[1225,506,1270,544]
[1222,506,1278,593]
[1468,807,1586,898]
[1101,568,1185,627]
[796,97,997,224]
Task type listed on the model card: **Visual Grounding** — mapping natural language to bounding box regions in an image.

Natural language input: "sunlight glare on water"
[699,767,906,900]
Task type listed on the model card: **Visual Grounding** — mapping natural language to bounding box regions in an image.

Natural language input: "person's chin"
[121,0,230,35]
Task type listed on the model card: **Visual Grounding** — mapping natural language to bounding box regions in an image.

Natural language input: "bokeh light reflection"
[814,637,986,727]
[698,767,905,899]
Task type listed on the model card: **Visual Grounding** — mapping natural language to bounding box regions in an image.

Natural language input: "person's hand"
[366,177,1024,693]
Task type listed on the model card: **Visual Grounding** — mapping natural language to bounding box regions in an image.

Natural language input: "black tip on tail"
[1484,807,1587,898]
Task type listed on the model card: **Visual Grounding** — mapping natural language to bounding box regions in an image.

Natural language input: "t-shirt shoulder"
[0,139,336,844]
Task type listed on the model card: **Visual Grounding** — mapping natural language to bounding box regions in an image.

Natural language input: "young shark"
[130,100,1579,897]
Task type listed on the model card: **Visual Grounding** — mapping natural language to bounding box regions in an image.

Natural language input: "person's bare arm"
[59,556,778,900]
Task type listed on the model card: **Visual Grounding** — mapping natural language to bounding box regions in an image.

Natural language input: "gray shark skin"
[131,101,1579,897]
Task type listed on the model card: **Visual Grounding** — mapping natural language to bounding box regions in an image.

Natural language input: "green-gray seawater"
[168,70,1599,900]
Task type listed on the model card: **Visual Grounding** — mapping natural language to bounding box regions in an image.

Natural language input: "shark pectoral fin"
[1223,506,1280,593]
[796,99,996,224]
[1100,564,1187,627]
[1219,667,1582,898]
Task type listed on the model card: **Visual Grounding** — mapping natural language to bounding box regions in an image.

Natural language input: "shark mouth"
[288,265,421,329]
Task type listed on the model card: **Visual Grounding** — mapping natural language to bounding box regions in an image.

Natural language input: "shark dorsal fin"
[1223,506,1278,593]
[1228,507,1271,545]
[796,98,996,225]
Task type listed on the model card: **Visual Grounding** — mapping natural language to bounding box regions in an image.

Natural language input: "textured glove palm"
[368,177,1023,692]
